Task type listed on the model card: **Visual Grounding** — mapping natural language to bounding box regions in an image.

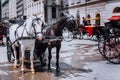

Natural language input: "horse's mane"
[50,16,67,28]
[43,16,67,36]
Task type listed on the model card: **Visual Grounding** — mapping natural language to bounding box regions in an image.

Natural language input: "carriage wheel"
[98,35,105,57]
[104,36,120,64]
[63,30,73,42]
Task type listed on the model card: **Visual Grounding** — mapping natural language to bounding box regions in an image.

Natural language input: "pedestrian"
[82,17,88,26]
[60,12,64,18]
[65,11,72,19]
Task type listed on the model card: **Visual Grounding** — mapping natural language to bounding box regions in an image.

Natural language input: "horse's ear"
[32,14,38,18]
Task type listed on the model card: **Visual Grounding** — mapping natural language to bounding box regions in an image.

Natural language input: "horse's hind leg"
[56,45,61,72]
[48,47,52,72]
[30,48,35,74]
[12,45,18,69]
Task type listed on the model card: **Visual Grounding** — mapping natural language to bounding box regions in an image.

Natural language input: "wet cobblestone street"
[0,39,107,80]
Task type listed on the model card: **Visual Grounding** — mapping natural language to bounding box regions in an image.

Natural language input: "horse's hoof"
[13,66,17,69]
[56,68,61,72]
[32,71,35,75]
[20,70,25,74]
[42,62,46,66]
[48,69,52,73]
[17,64,20,67]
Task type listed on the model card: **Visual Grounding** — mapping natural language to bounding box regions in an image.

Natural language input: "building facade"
[25,0,44,20]
[9,0,17,19]
[60,0,120,26]
[5,0,44,20]
[44,0,61,24]
[1,0,120,26]
[44,0,120,26]
[1,0,9,21]
[0,0,1,22]
[105,0,120,20]
[16,0,25,19]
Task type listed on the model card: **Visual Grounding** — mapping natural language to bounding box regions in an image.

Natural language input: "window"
[86,0,90,2]
[61,0,64,9]
[33,0,38,2]
[76,0,81,4]
[71,3,74,5]
[52,6,56,18]
[66,4,69,7]
[76,2,81,4]
[71,0,75,5]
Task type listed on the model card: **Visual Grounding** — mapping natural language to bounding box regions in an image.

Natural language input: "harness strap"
[10,38,20,46]
[18,36,36,40]
[10,36,36,47]
[35,32,42,36]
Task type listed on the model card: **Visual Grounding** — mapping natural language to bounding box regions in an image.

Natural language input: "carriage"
[98,15,120,64]
[76,24,105,40]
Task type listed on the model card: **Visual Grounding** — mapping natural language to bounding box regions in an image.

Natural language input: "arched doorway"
[95,14,100,26]
[113,7,120,13]
[76,10,80,26]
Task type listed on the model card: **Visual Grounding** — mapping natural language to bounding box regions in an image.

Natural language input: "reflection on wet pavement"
[0,40,104,80]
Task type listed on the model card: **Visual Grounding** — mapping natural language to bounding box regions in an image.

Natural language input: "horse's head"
[64,15,78,33]
[31,16,43,40]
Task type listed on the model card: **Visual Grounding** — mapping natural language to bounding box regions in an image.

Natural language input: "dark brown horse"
[35,15,78,72]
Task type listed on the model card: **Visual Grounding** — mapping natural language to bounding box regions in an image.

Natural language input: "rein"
[40,35,63,43]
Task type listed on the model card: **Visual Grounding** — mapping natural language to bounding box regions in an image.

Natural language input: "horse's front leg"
[48,46,52,72]
[56,44,61,72]
[30,48,35,74]
[20,45,25,73]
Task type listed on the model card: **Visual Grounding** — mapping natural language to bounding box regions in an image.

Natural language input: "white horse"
[9,16,43,74]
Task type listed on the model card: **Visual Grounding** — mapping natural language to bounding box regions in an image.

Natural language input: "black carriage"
[98,15,120,64]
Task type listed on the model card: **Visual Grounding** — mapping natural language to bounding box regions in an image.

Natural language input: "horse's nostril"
[37,35,43,40]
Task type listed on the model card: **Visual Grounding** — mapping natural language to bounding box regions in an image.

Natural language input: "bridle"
[63,15,78,32]
[32,18,43,38]
[14,17,43,40]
